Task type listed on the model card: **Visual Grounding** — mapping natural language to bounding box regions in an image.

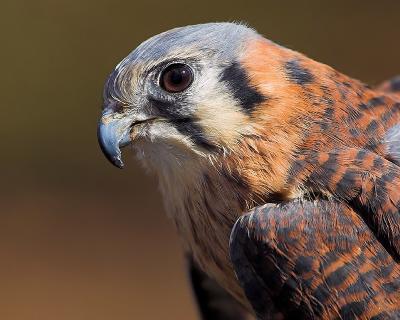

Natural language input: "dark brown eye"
[160,63,193,93]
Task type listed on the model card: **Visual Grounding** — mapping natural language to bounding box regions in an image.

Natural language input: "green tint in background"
[1,1,399,319]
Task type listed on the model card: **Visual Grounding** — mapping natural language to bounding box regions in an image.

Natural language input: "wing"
[188,256,252,320]
[285,78,400,263]
[304,148,400,261]
[230,200,400,319]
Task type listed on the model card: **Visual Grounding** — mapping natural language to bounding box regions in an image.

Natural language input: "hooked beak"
[97,112,133,169]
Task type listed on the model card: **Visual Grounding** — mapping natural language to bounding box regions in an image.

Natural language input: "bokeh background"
[1,1,400,319]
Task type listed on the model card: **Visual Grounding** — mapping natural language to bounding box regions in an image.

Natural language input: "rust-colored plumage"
[98,23,400,319]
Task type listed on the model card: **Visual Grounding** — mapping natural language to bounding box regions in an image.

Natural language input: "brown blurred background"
[1,1,400,319]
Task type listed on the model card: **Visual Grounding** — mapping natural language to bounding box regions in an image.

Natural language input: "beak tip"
[114,157,125,169]
[97,119,127,169]
[99,142,125,169]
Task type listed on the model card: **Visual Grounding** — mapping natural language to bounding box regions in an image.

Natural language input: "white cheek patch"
[192,67,252,148]
[385,123,400,165]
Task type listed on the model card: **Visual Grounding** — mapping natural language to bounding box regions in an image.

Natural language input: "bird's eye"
[160,63,193,93]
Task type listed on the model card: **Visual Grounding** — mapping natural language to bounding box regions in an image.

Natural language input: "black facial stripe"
[148,96,191,119]
[220,62,267,113]
[285,60,314,85]
[170,118,218,151]
[148,94,217,151]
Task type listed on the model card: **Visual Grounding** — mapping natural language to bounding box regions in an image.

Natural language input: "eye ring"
[160,63,194,93]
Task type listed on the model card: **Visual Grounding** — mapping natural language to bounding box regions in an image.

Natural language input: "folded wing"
[230,200,400,319]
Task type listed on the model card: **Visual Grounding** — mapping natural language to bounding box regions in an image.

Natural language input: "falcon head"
[97,22,329,199]
[98,23,270,169]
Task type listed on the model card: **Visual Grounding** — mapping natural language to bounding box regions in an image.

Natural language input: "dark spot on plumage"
[379,263,394,278]
[382,171,398,184]
[343,275,367,296]
[364,139,381,153]
[359,102,368,111]
[343,81,352,88]
[369,96,386,107]
[382,281,400,294]
[313,283,331,304]
[309,153,338,186]
[285,60,314,85]
[359,96,386,111]
[335,169,358,194]
[349,127,361,138]
[325,265,351,287]
[339,301,367,319]
[337,83,349,100]
[294,256,314,275]
[390,76,400,92]
[356,90,364,99]
[220,62,267,113]
[276,230,297,249]
[355,149,367,161]
[366,119,379,133]
[310,139,324,151]
[320,251,340,270]
[286,158,306,185]
[381,109,393,124]
[372,156,384,170]
[320,84,332,94]
[324,107,335,120]
[322,96,334,107]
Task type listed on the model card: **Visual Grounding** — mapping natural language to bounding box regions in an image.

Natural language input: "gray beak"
[97,112,132,169]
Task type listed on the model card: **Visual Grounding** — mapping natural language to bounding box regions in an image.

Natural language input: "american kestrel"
[98,23,400,319]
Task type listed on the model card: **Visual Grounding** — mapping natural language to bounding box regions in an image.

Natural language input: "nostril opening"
[104,101,125,113]
[113,103,125,113]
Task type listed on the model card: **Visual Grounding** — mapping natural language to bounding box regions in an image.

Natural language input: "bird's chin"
[126,123,206,168]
